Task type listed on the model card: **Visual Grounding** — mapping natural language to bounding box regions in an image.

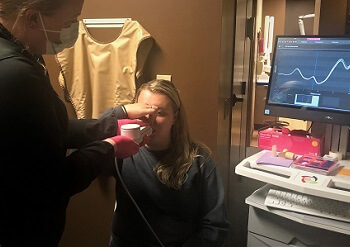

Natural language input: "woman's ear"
[22,9,41,29]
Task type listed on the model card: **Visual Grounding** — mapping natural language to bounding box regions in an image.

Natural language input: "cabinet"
[247,197,350,246]
[235,151,350,246]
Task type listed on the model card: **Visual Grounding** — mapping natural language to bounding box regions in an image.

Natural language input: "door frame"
[218,0,260,245]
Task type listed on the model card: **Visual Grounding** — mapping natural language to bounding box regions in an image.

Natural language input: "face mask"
[38,12,79,54]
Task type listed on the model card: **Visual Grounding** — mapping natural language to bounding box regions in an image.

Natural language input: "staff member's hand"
[123,103,158,124]
[104,135,140,158]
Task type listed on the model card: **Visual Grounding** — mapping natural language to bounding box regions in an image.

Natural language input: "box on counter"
[292,154,339,175]
[258,127,324,156]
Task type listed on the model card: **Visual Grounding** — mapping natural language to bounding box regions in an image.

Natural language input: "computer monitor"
[264,35,350,126]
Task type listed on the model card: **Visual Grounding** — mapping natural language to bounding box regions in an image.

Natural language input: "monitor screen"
[264,35,350,126]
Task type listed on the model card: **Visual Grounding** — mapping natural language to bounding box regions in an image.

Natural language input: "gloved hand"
[117,119,147,135]
[110,135,140,158]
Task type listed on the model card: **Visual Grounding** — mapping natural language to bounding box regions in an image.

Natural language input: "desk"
[235,150,350,246]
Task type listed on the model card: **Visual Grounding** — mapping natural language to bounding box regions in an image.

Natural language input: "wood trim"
[313,0,321,34]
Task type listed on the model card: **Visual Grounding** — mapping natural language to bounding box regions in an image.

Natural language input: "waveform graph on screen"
[265,36,350,126]
[275,50,350,93]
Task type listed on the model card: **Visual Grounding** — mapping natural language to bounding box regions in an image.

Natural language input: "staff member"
[0,0,156,246]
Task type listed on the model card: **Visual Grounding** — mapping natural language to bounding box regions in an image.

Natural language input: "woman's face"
[137,90,178,151]
[25,0,84,54]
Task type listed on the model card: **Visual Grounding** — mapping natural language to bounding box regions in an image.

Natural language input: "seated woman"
[109,79,230,247]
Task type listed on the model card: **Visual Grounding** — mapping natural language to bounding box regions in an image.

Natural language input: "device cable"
[307,122,313,133]
[114,158,165,247]
[258,120,289,131]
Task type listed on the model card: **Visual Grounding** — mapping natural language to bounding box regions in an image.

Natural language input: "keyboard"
[265,188,350,223]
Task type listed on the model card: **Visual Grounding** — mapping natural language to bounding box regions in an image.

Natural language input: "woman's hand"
[123,103,158,123]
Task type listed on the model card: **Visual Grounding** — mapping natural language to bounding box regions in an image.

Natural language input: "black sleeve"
[67,106,128,148]
[0,55,117,199]
[183,157,230,247]
[64,141,116,195]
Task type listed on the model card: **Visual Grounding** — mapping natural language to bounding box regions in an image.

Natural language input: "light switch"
[156,74,172,81]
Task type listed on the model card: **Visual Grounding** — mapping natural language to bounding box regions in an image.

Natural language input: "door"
[227,0,265,246]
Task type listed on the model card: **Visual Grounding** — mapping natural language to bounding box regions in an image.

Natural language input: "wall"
[319,0,347,35]
[46,0,222,156]
[44,0,223,246]
[83,0,222,154]
[285,0,315,35]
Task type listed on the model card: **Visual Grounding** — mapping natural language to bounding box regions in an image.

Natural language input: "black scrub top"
[0,24,126,247]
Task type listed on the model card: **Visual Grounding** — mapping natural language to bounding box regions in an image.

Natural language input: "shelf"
[235,150,350,203]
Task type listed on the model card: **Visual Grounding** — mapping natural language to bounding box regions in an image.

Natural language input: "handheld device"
[138,126,153,143]
[120,124,153,143]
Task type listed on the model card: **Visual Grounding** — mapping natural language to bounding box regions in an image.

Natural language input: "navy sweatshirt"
[111,147,230,247]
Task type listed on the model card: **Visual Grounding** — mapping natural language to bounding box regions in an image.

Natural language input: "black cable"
[114,158,165,247]
[258,120,290,131]
[307,121,313,133]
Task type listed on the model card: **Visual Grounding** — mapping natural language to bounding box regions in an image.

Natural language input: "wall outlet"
[156,74,172,81]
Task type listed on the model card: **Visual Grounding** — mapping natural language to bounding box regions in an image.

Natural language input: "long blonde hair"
[0,0,64,20]
[135,79,210,190]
